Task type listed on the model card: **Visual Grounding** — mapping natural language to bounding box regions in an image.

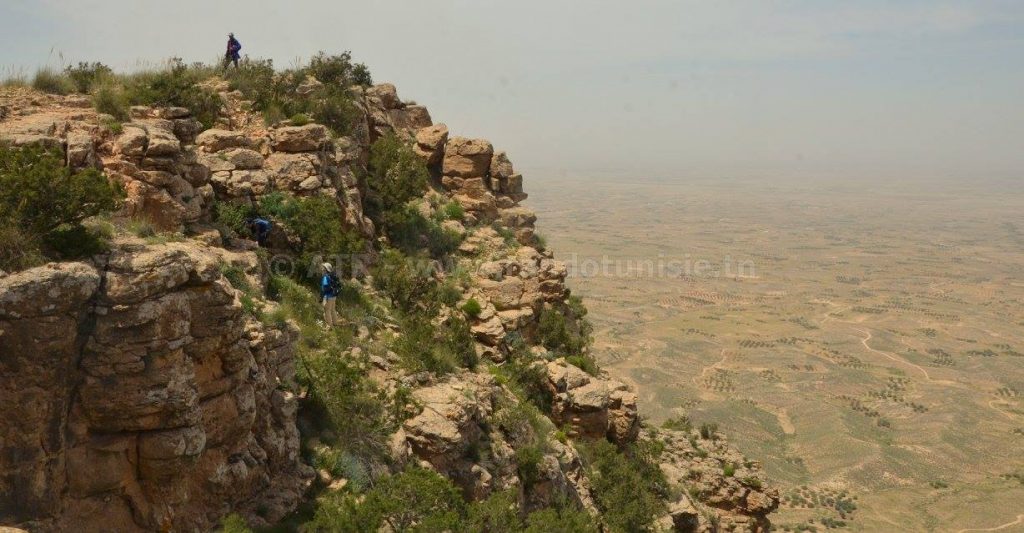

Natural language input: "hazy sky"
[2,1,1022,181]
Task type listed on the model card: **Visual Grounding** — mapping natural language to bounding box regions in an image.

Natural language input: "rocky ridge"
[0,75,777,532]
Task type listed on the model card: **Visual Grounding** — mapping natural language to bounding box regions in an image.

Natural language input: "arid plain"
[529,173,1024,532]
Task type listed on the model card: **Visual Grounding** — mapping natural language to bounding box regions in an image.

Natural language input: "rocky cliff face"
[1,75,777,532]
[0,239,311,532]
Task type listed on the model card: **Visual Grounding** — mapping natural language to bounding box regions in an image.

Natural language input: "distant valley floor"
[529,174,1024,532]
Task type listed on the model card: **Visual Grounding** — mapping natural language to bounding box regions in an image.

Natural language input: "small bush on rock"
[461,298,482,318]
[31,67,73,95]
[523,506,600,533]
[120,59,221,128]
[365,132,430,222]
[64,62,113,93]
[0,145,121,270]
[310,467,465,533]
[579,439,669,533]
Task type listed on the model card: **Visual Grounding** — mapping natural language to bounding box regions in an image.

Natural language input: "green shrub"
[579,440,668,533]
[381,205,462,258]
[461,298,482,318]
[490,332,555,412]
[465,490,521,532]
[699,422,719,440]
[392,313,477,374]
[662,416,693,433]
[372,248,437,314]
[523,506,600,533]
[537,305,595,373]
[307,51,360,86]
[31,67,73,95]
[515,445,544,490]
[42,224,109,259]
[309,467,465,533]
[64,62,113,93]
[92,82,130,121]
[290,113,312,126]
[440,201,465,221]
[566,354,600,376]
[120,59,221,128]
[284,195,365,279]
[224,58,276,108]
[365,132,429,221]
[219,513,253,533]
[224,53,368,135]
[0,227,45,272]
[351,63,373,87]
[723,462,736,477]
[302,332,392,458]
[0,145,121,269]
[258,191,300,219]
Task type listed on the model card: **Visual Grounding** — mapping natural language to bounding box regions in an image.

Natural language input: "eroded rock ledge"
[0,241,313,532]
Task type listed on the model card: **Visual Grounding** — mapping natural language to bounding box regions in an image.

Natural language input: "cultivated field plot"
[529,174,1024,532]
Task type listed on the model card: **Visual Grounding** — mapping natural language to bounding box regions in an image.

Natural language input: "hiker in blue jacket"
[224,33,242,69]
[247,217,271,247]
[320,262,340,328]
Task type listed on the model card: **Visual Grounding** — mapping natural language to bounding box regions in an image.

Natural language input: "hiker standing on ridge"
[224,32,242,69]
[321,262,340,328]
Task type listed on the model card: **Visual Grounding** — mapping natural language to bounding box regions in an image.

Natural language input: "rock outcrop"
[0,240,313,532]
[654,427,779,532]
[1,73,778,532]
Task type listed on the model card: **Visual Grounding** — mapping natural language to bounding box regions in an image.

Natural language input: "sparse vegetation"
[0,145,121,270]
[224,52,370,134]
[31,66,74,95]
[579,439,668,533]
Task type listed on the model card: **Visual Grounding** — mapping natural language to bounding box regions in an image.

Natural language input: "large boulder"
[414,124,449,165]
[544,360,639,445]
[367,83,402,109]
[271,124,330,152]
[442,137,493,179]
[196,129,252,152]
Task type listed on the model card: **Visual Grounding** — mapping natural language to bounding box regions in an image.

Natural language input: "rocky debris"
[98,111,212,231]
[463,246,569,353]
[393,372,598,513]
[544,360,639,445]
[651,428,779,532]
[0,240,313,532]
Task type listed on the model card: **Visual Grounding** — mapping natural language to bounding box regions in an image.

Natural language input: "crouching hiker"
[321,262,340,328]
[246,216,271,247]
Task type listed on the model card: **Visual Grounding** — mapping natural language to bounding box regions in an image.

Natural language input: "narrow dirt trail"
[694,345,729,384]
[852,327,961,387]
[955,514,1024,533]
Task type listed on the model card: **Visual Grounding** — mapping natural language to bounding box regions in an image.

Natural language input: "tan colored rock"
[367,83,402,109]
[271,124,330,152]
[490,151,514,179]
[545,360,639,444]
[223,148,264,170]
[388,105,432,132]
[442,137,493,178]
[0,241,312,531]
[196,128,251,152]
[114,125,147,157]
[414,124,449,165]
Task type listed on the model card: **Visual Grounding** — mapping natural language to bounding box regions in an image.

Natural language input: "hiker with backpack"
[224,32,242,69]
[246,216,271,247]
[321,262,340,328]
